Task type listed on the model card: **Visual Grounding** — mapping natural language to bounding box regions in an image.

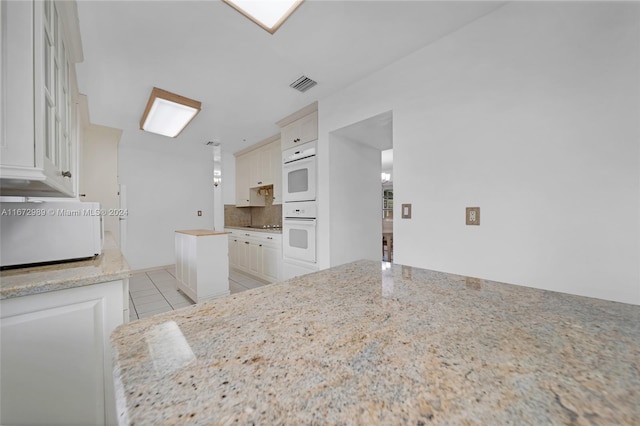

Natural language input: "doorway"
[381,149,393,262]
[328,111,393,266]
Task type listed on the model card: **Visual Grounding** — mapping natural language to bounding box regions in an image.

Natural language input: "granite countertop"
[225,226,282,234]
[176,229,231,236]
[111,260,639,425]
[1,233,130,300]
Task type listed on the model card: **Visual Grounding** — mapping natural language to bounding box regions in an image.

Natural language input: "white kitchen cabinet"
[237,238,250,270]
[248,145,274,188]
[228,236,238,266]
[235,153,251,207]
[235,151,265,207]
[0,0,82,197]
[248,241,262,276]
[226,229,282,283]
[234,135,282,206]
[269,139,283,204]
[262,244,281,282]
[280,111,318,151]
[0,280,125,426]
[175,230,230,303]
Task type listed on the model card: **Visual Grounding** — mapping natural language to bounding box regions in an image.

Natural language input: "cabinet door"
[259,144,273,186]
[248,242,261,276]
[237,240,250,271]
[228,237,238,267]
[235,154,250,206]
[247,145,272,188]
[1,0,35,168]
[269,140,282,204]
[0,281,124,426]
[248,149,261,188]
[35,0,74,194]
[280,120,299,151]
[280,111,318,151]
[1,0,77,197]
[261,244,281,282]
[299,111,318,145]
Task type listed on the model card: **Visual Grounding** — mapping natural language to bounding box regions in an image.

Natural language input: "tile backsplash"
[224,204,251,227]
[224,193,282,228]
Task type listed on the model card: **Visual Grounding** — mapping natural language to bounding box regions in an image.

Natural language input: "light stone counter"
[226,225,282,234]
[111,260,639,425]
[0,232,130,299]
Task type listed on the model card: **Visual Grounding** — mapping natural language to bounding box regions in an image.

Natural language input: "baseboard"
[130,264,175,274]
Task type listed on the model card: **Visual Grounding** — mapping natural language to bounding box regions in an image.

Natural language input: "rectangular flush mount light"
[223,0,303,34]
[140,87,201,138]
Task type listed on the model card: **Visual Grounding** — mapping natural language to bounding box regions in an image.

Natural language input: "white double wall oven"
[282,141,317,278]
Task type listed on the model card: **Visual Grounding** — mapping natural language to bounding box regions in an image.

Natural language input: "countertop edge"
[1,246,131,300]
[225,226,282,234]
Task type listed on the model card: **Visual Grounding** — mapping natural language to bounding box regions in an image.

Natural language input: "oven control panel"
[283,201,317,219]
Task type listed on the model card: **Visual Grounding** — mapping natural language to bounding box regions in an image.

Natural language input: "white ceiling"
[75,0,505,153]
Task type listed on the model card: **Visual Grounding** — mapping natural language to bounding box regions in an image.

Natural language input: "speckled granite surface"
[225,226,282,234]
[0,234,130,299]
[111,260,639,425]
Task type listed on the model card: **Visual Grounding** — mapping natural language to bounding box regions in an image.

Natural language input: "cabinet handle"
[62,170,72,178]
[245,233,250,236]
[259,244,262,247]
[244,241,250,245]
[257,181,262,185]
[267,237,273,239]
[293,138,300,143]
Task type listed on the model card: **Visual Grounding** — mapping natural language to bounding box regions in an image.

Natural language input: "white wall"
[318,2,640,304]
[118,134,215,269]
[329,134,381,266]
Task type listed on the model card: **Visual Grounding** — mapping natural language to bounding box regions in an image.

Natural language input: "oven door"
[283,156,316,202]
[283,218,316,264]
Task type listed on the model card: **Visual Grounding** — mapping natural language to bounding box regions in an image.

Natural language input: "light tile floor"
[128,267,268,322]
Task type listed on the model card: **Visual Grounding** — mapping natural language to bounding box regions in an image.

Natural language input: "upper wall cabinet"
[1,0,83,197]
[276,102,318,152]
[235,153,264,207]
[279,111,318,151]
[234,136,281,207]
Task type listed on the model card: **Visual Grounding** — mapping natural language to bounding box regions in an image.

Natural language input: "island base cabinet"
[0,280,124,426]
[175,232,230,303]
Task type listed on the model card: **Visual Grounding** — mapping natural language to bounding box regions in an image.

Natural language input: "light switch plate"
[466,207,480,225]
[402,204,412,219]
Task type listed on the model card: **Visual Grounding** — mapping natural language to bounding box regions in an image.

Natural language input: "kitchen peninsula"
[1,233,130,425]
[111,260,639,424]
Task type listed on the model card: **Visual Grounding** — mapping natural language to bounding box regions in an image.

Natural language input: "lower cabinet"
[0,280,125,426]
[226,229,282,283]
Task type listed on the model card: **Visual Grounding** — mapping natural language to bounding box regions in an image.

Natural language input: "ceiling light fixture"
[223,0,303,34]
[140,87,201,138]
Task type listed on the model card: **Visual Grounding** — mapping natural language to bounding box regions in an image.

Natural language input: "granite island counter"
[111,260,639,425]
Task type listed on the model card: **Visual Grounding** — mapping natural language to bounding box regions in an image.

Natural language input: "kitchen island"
[111,260,639,425]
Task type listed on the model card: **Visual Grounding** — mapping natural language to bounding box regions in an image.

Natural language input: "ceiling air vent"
[289,75,317,93]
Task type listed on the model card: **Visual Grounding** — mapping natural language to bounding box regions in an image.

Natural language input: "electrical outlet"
[466,207,480,225]
[197,210,202,217]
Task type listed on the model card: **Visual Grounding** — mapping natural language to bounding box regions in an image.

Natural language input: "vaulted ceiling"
[75,1,505,153]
